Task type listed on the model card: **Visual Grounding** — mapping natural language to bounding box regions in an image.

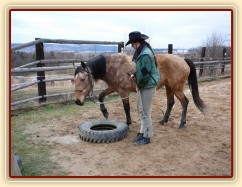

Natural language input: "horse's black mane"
[75,54,106,80]
[87,54,106,79]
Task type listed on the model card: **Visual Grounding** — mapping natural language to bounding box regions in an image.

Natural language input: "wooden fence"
[11,39,231,109]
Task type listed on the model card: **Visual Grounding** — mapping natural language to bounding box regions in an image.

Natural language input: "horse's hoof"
[159,120,166,125]
[103,111,109,119]
[179,124,186,129]
[126,119,132,125]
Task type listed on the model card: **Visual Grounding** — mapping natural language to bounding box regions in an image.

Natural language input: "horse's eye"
[81,79,85,82]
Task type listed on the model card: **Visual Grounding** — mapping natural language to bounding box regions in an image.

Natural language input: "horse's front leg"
[119,91,132,126]
[99,87,114,119]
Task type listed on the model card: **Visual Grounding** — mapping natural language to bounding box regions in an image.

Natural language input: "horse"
[72,53,206,128]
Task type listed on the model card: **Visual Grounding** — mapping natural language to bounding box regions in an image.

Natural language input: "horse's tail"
[184,58,207,113]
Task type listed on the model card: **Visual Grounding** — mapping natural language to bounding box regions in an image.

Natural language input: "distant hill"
[11,43,187,54]
[11,43,121,53]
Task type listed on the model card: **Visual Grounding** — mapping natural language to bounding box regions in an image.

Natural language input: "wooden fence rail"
[11,77,72,92]
[12,38,124,51]
[12,65,74,73]
[19,59,81,68]
[11,92,74,106]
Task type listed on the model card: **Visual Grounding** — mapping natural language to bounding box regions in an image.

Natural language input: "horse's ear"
[81,61,87,69]
[73,62,77,69]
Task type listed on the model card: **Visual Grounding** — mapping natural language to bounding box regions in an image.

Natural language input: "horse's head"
[72,61,93,106]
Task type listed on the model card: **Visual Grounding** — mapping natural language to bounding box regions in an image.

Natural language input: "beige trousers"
[137,87,156,138]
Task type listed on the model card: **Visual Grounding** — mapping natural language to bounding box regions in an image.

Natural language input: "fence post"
[221,48,226,74]
[199,47,206,77]
[35,38,47,103]
[118,42,124,53]
[168,44,173,54]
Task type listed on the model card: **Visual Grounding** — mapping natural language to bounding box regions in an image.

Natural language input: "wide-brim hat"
[125,31,149,46]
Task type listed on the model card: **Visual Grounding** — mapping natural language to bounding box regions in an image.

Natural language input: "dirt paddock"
[23,78,231,176]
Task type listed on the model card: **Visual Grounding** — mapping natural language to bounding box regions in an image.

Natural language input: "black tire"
[79,120,129,143]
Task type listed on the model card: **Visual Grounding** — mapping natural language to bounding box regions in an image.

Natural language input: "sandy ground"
[25,78,231,176]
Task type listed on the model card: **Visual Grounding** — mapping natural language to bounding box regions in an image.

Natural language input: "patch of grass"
[11,124,69,176]
[11,95,122,176]
[12,100,96,122]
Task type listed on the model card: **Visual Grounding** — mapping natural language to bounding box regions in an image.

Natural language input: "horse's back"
[102,53,136,92]
[156,54,190,89]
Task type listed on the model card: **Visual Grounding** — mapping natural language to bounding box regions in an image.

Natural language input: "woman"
[126,31,160,145]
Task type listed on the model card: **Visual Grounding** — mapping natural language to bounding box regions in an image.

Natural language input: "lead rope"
[88,93,137,105]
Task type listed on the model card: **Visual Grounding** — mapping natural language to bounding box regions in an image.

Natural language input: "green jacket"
[134,46,160,89]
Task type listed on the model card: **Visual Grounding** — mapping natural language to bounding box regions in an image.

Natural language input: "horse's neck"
[87,55,106,80]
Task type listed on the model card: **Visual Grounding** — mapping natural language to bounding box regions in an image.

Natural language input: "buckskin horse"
[72,53,206,128]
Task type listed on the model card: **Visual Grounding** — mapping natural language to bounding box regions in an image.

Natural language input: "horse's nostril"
[75,99,84,106]
[75,99,81,105]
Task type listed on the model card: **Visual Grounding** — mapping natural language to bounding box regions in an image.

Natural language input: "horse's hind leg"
[174,91,189,128]
[159,87,175,125]
[99,87,114,119]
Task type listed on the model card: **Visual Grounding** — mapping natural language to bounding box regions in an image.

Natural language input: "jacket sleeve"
[136,54,152,88]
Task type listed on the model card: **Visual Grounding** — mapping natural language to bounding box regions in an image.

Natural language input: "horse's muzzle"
[75,99,84,106]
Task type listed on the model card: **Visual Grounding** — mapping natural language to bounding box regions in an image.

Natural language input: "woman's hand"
[136,86,139,92]
[129,74,135,81]
[129,73,138,91]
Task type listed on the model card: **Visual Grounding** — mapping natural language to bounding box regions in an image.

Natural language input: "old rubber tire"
[79,120,129,143]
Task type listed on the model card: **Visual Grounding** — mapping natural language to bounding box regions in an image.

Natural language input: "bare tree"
[202,32,228,59]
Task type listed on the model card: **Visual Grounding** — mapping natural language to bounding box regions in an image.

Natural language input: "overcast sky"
[11,10,231,49]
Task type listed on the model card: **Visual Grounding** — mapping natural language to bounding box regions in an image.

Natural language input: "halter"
[74,66,94,98]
